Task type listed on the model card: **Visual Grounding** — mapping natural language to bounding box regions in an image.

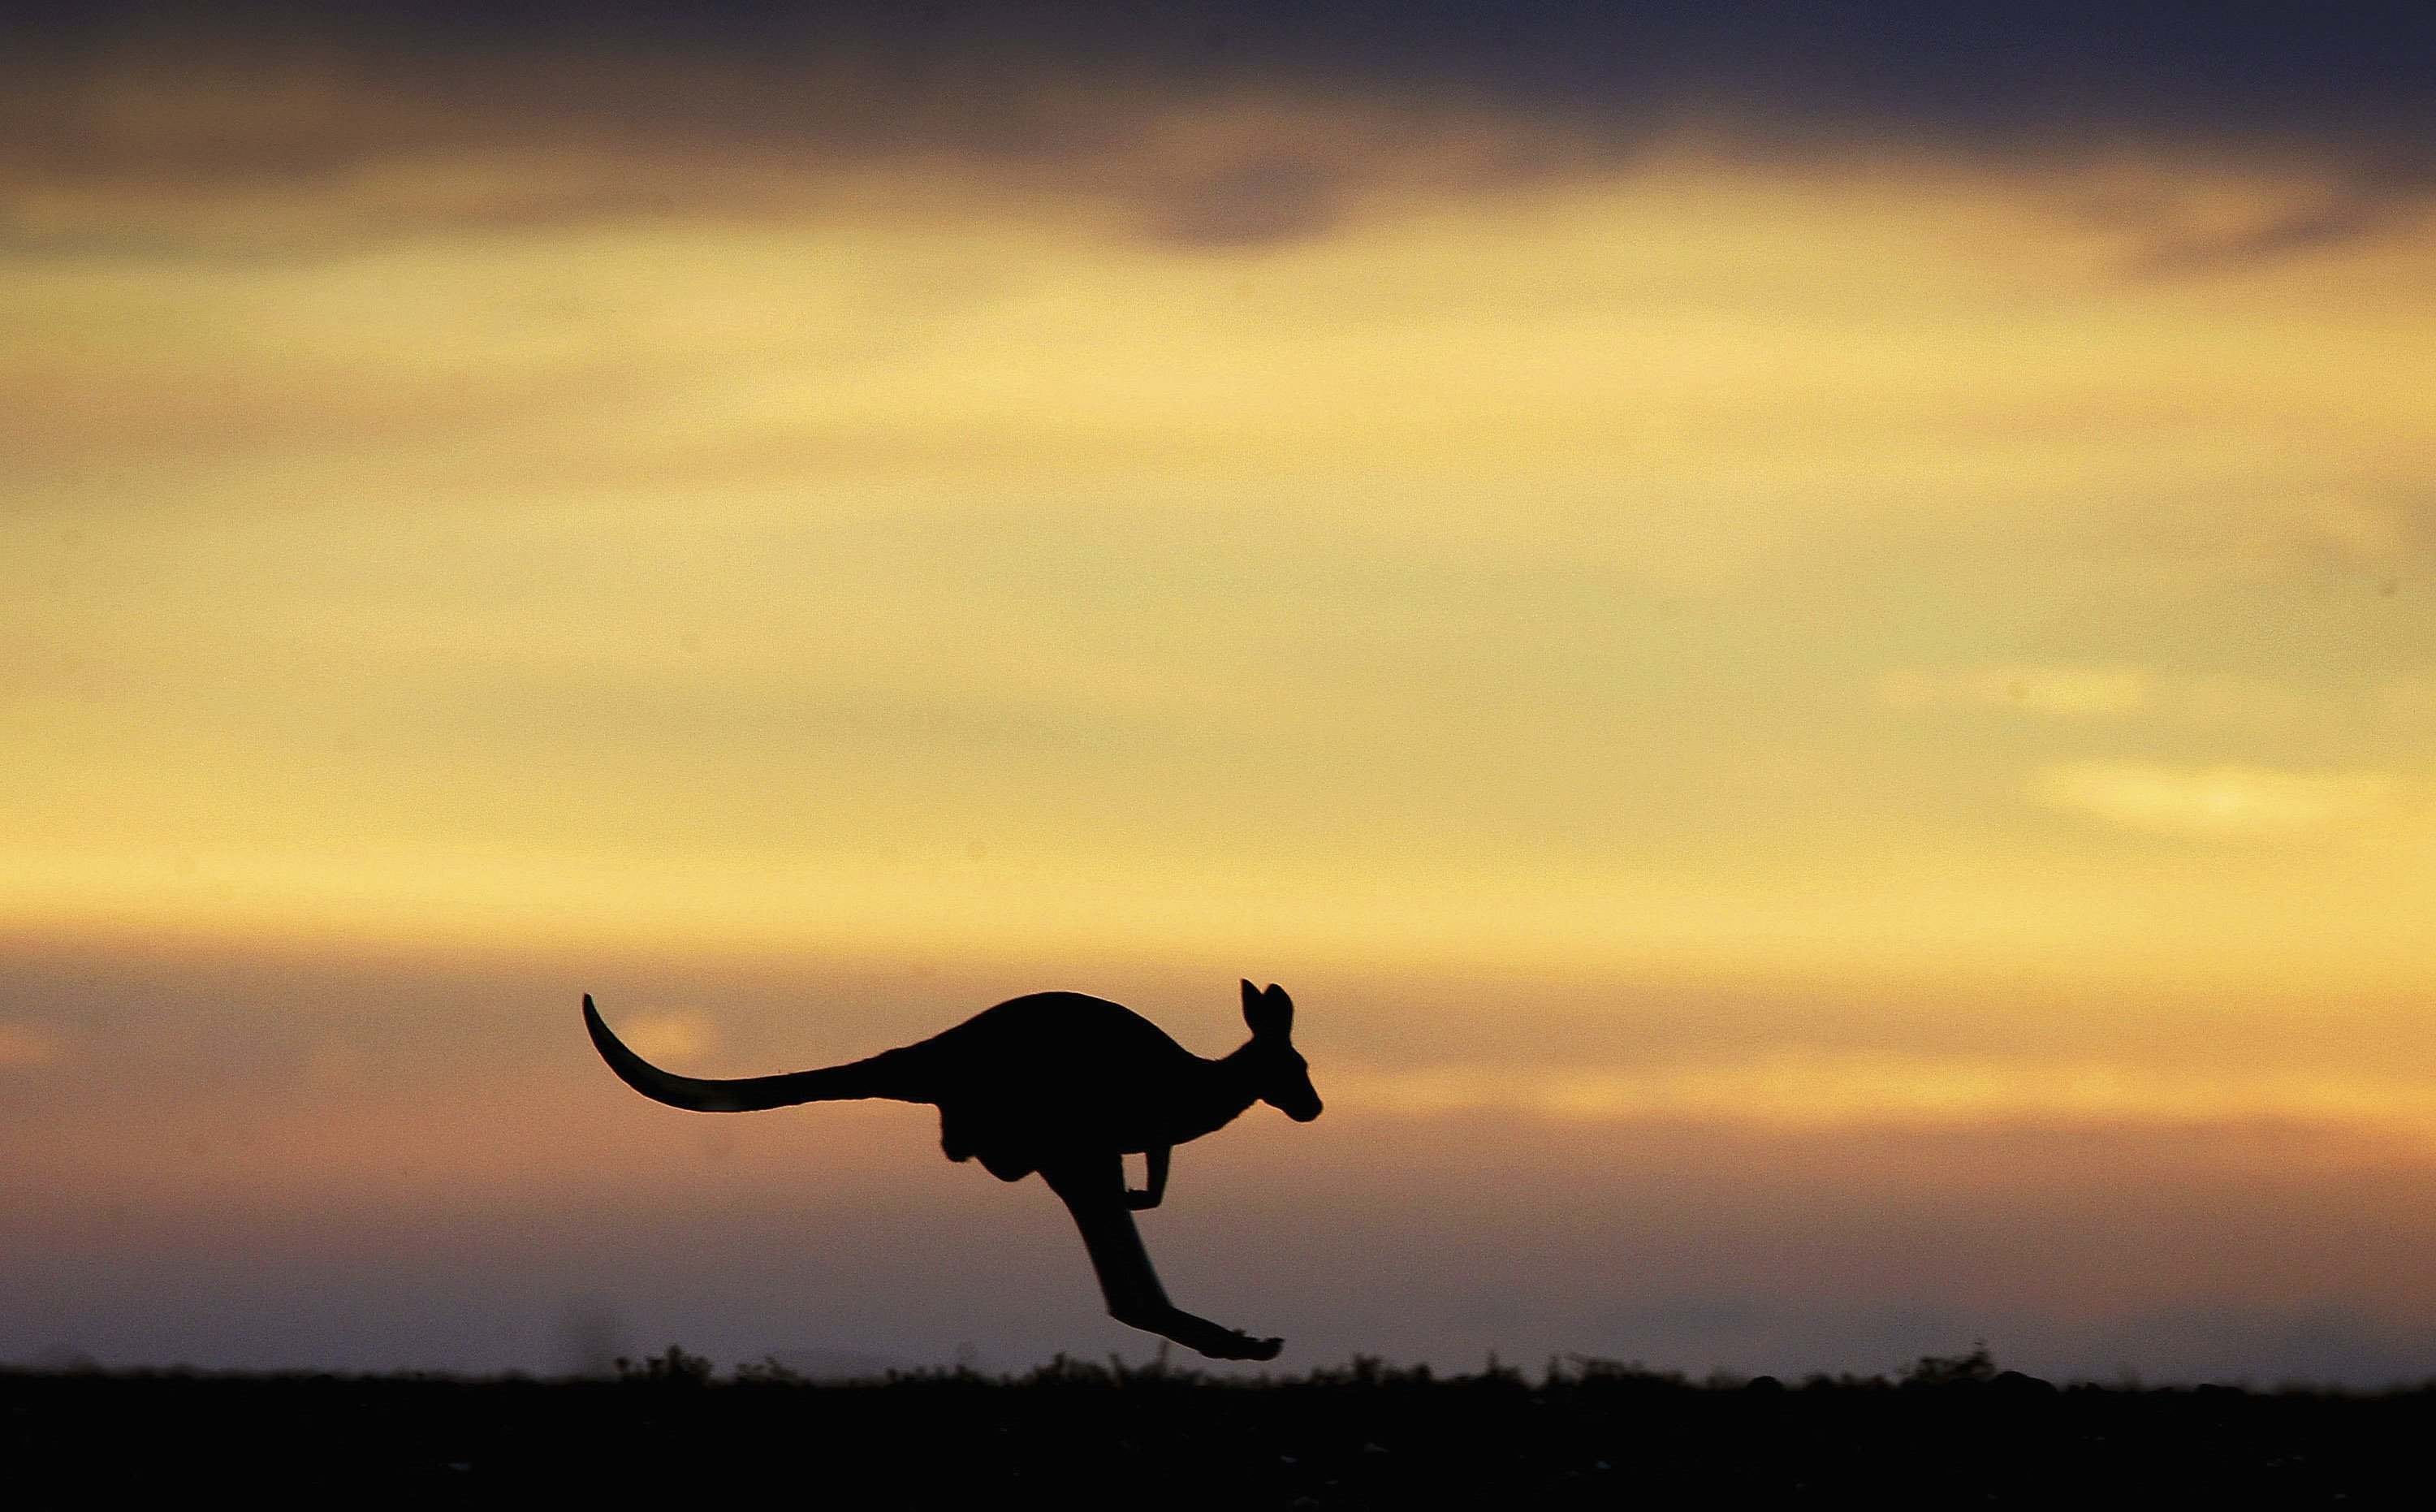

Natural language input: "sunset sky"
[6,2,2436,1382]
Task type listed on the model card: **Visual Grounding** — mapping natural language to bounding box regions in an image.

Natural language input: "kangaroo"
[582,979,1322,1361]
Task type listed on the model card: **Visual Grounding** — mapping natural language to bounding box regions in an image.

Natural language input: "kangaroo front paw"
[1124,1190,1160,1211]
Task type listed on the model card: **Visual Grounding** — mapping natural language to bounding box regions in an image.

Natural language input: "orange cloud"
[2033,762,2400,843]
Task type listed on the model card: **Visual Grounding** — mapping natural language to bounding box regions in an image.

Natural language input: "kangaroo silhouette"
[583,980,1321,1360]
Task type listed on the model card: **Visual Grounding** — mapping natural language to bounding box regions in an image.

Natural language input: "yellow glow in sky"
[5,85,2436,1141]
[11,50,2436,1380]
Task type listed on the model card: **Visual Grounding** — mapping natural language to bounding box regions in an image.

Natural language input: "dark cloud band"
[6,2,2432,261]
[11,1,2436,148]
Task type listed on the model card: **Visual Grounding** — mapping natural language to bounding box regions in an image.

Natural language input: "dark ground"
[6,1349,2429,1507]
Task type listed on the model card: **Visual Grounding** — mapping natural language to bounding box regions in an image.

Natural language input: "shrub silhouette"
[615,1345,714,1386]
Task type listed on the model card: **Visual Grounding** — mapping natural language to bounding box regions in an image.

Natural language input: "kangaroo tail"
[583,995,923,1112]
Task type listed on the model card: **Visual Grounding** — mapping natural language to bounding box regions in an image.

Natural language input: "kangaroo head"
[1238,979,1323,1122]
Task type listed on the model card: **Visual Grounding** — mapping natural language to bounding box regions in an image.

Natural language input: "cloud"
[2066,161,2436,274]
[2033,761,2397,842]
[2247,493,2430,573]
[2137,189,2434,272]
[17,3,2436,165]
[0,46,1610,256]
[1876,664,2149,718]
[1332,1052,2436,1142]
[1144,156,1343,246]
[13,15,2436,264]
[1877,667,2330,732]
[2166,676,2316,732]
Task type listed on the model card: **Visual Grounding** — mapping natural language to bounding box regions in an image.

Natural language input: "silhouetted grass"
[8,1348,2432,1506]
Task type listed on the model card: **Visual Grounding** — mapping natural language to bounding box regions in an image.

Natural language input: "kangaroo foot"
[1124,1306,1283,1362]
[1202,1330,1284,1363]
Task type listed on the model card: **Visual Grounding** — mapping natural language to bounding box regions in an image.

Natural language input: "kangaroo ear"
[1243,981,1294,1039]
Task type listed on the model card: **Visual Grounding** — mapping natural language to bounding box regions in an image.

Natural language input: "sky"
[5,2,2436,1382]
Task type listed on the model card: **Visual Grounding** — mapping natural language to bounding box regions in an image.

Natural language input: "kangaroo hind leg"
[1038,1154,1282,1363]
